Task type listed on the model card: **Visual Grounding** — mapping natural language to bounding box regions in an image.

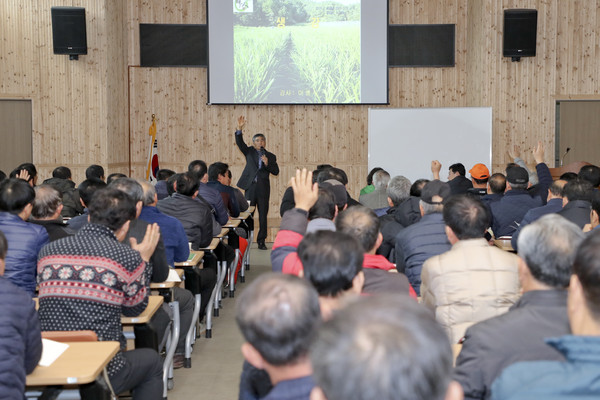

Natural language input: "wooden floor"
[168,243,273,399]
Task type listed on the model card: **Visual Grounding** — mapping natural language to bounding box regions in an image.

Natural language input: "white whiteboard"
[368,107,492,184]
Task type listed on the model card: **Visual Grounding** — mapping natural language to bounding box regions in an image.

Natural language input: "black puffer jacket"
[0,277,42,399]
[157,193,213,250]
[42,177,84,218]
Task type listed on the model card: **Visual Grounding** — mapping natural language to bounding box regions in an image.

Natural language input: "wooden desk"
[247,205,256,214]
[235,211,251,220]
[150,269,184,289]
[174,250,204,267]
[26,341,119,386]
[224,219,241,228]
[494,238,514,252]
[216,227,229,238]
[200,238,220,251]
[121,295,164,324]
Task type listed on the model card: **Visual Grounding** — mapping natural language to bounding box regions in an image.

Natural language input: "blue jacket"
[394,212,451,295]
[511,197,564,251]
[0,277,42,399]
[197,183,229,225]
[139,206,190,266]
[0,212,49,295]
[491,335,600,399]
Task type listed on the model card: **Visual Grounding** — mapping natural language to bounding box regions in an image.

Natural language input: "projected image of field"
[233,0,361,104]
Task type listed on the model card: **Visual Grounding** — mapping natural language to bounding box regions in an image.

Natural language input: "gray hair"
[518,214,585,288]
[387,176,411,206]
[311,294,453,400]
[139,180,156,206]
[419,200,443,215]
[372,170,390,190]
[32,185,62,219]
[108,178,143,202]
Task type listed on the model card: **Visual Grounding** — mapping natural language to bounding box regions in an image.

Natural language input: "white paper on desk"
[39,339,69,366]
[167,268,182,282]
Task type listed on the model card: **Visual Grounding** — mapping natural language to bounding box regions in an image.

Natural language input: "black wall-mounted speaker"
[503,9,537,61]
[51,7,87,59]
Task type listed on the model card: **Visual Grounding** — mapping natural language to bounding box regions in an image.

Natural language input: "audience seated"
[157,172,213,250]
[273,169,415,298]
[377,175,411,260]
[155,168,175,201]
[490,143,552,237]
[188,160,229,226]
[0,230,42,399]
[359,167,383,196]
[139,180,216,330]
[557,177,593,228]
[37,188,163,399]
[236,273,320,400]
[0,178,48,295]
[67,178,107,231]
[511,179,566,251]
[310,294,463,400]
[467,164,490,197]
[30,185,74,241]
[491,230,600,399]
[421,195,520,344]
[85,164,105,181]
[481,173,505,209]
[41,166,83,217]
[432,161,473,195]
[454,214,583,399]
[358,169,390,211]
[578,164,600,188]
[207,162,240,217]
[394,180,452,295]
[336,205,415,296]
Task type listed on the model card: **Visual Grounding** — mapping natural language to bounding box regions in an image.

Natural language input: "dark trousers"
[109,348,163,400]
[183,262,217,320]
[245,181,269,243]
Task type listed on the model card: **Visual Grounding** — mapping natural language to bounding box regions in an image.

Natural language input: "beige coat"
[421,238,520,344]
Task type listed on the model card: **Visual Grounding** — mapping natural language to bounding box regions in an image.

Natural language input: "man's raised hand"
[290,168,318,212]
[130,223,161,263]
[237,115,246,131]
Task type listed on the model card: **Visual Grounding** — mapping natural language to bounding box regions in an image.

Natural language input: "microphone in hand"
[260,146,266,156]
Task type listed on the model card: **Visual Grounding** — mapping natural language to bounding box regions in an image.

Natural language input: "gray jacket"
[454,290,570,400]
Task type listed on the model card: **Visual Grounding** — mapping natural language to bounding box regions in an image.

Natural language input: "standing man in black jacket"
[235,115,279,250]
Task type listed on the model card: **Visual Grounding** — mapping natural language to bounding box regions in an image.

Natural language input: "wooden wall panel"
[0,0,129,182]
[3,0,600,240]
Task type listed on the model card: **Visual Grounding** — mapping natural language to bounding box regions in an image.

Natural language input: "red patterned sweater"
[37,223,150,377]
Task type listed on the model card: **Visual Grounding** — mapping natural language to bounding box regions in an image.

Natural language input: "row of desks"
[27,208,256,392]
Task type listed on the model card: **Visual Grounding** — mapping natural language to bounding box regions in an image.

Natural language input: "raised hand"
[237,115,246,131]
[130,223,160,262]
[290,168,318,212]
